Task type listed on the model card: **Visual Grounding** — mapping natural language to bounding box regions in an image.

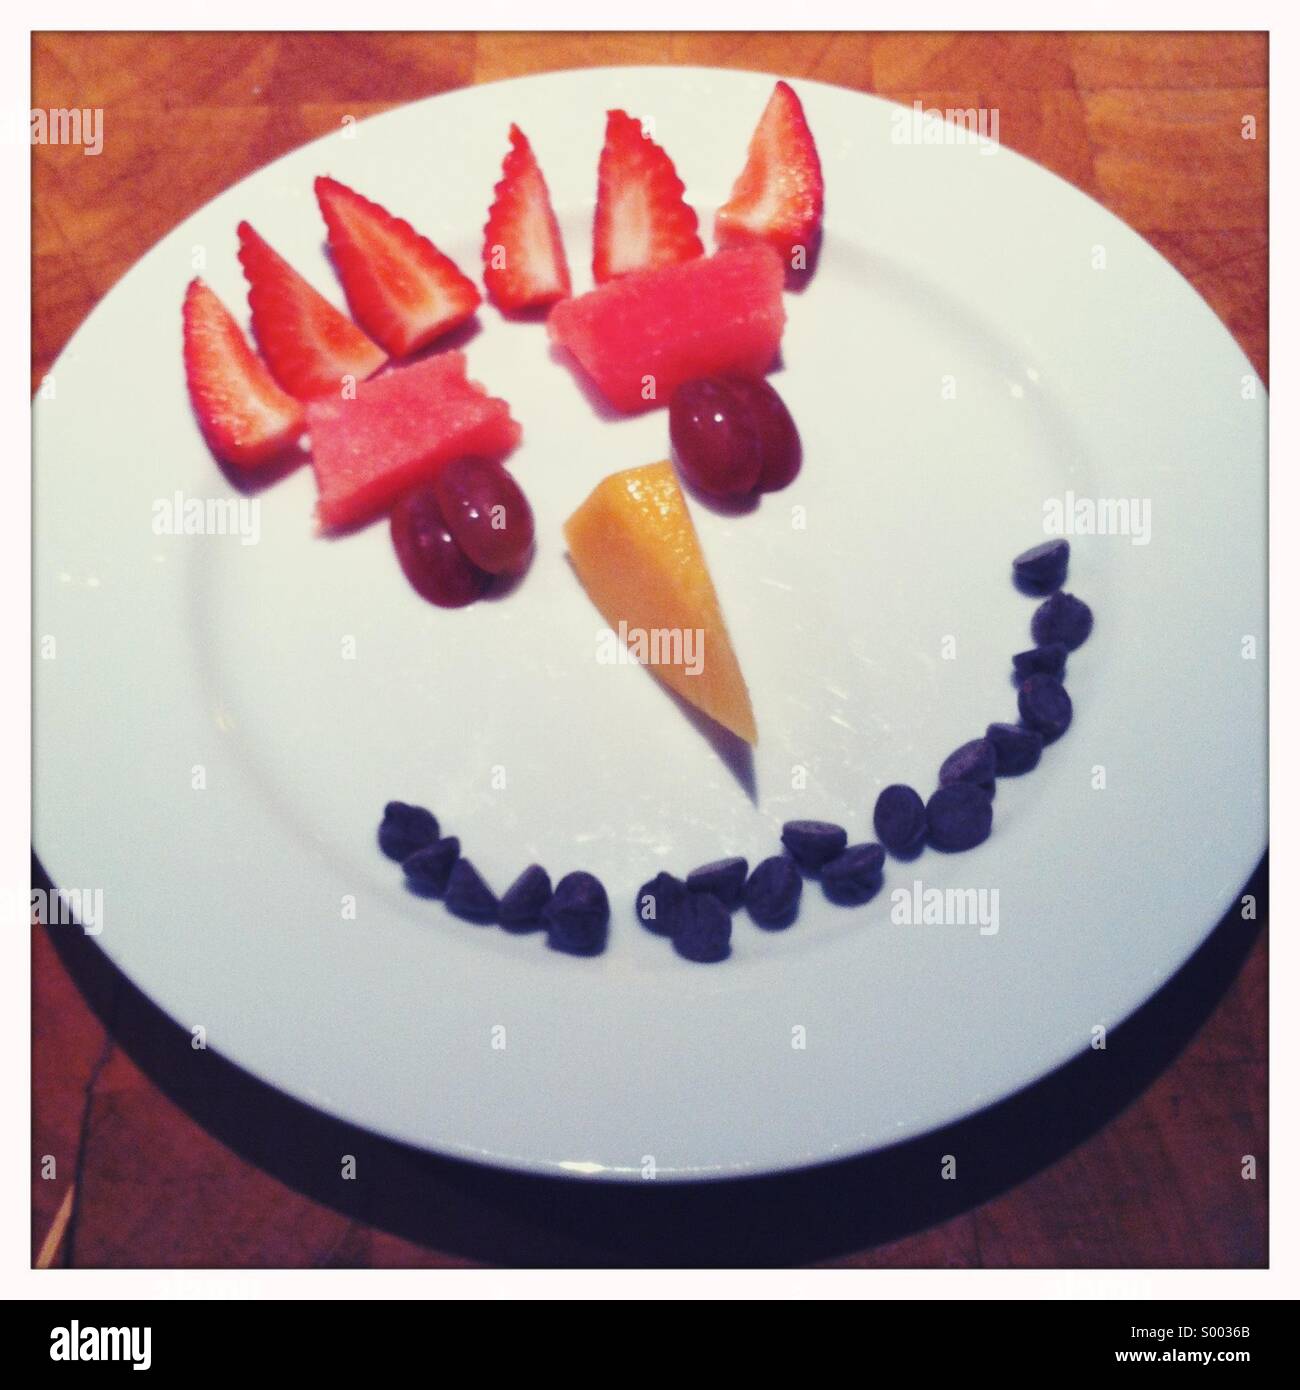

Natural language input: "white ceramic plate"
[34,67,1266,1180]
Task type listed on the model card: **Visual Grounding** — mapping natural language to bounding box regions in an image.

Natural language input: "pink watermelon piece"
[306,351,520,530]
[548,245,786,414]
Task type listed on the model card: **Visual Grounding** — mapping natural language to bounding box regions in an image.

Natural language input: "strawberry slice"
[482,125,571,312]
[237,221,386,400]
[182,278,305,468]
[593,110,704,284]
[315,176,481,358]
[715,81,824,270]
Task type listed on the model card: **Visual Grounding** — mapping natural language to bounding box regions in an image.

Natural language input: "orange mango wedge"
[564,462,757,745]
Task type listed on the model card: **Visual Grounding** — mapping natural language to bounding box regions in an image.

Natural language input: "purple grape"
[391,486,491,609]
[669,377,763,496]
[433,456,535,576]
[669,376,801,498]
[744,378,802,491]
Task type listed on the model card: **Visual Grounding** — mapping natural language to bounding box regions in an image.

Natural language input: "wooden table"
[33,31,1268,1268]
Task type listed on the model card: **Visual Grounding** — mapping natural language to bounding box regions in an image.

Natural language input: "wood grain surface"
[32,30,1268,1269]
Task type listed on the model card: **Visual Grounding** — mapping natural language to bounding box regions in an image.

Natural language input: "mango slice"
[564,462,757,745]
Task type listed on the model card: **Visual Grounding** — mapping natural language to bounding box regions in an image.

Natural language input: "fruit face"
[669,375,801,497]
[433,457,535,575]
[592,110,704,283]
[715,80,824,269]
[548,245,786,414]
[563,461,757,745]
[182,278,305,468]
[305,351,520,531]
[391,485,490,608]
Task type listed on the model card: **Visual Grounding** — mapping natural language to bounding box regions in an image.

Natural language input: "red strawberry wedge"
[237,221,386,400]
[182,278,305,468]
[715,81,824,273]
[315,176,481,358]
[593,111,704,284]
[483,125,571,312]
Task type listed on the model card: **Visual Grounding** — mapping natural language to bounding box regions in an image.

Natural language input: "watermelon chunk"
[306,352,520,530]
[548,245,785,414]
